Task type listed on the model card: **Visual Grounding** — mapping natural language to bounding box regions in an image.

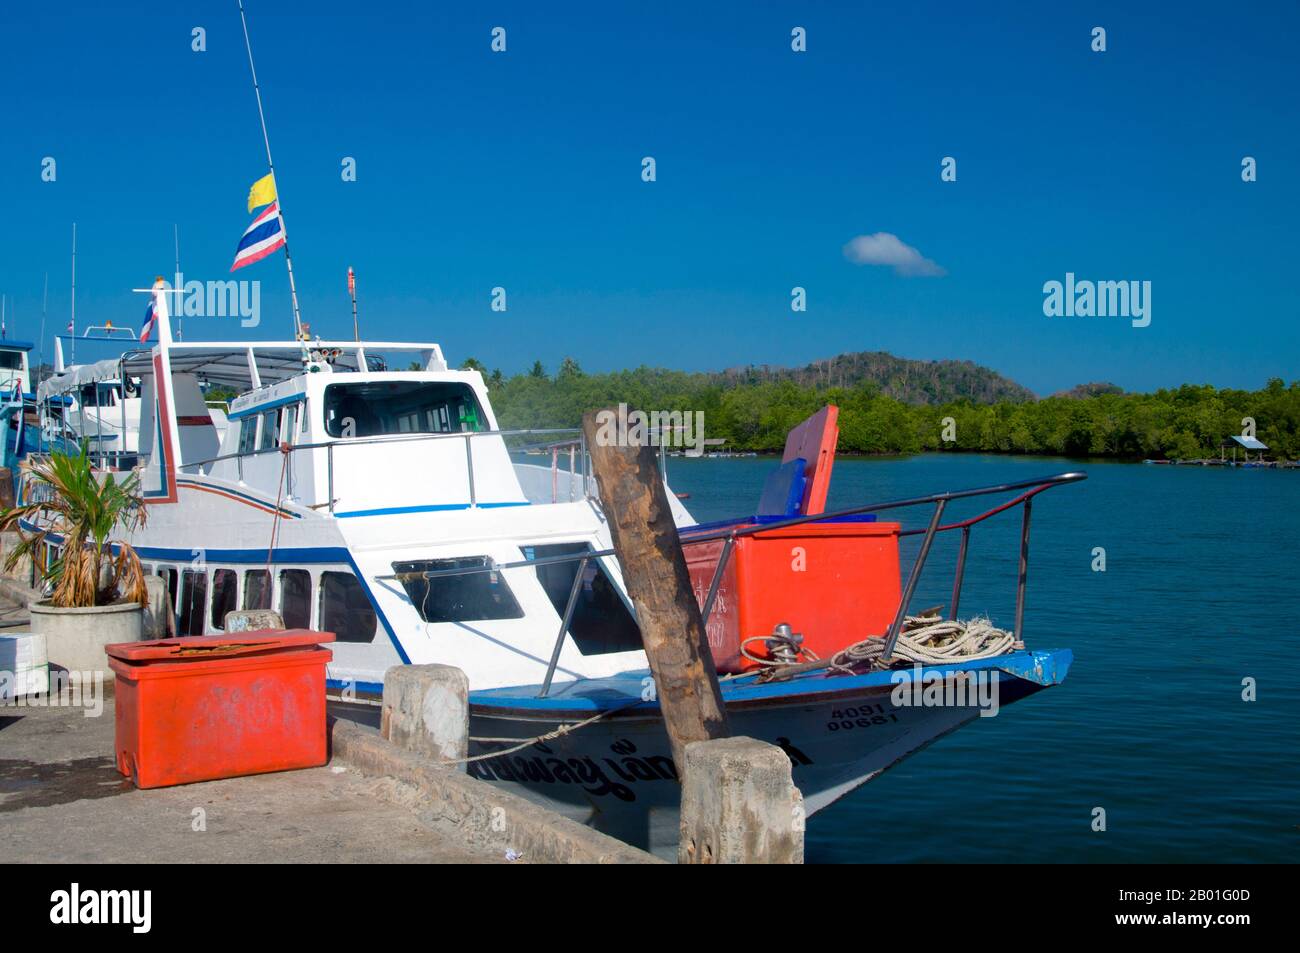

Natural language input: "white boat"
[14,286,1083,854]
[1,337,37,470]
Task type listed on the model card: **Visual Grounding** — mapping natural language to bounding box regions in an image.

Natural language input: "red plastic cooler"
[105,630,335,789]
[683,522,901,673]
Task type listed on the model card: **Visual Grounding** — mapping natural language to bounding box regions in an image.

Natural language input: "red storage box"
[683,522,901,673]
[105,630,334,789]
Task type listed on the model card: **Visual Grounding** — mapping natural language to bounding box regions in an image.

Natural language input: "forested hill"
[714,351,1037,405]
[470,354,1300,460]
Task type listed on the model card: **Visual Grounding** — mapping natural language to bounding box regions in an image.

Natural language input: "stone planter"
[29,600,144,675]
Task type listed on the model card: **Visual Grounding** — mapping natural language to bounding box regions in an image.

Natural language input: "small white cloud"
[843,232,946,277]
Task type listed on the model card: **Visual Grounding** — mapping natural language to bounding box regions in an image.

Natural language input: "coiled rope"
[743,612,1022,678]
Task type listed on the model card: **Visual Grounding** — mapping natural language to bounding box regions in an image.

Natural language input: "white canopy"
[37,358,126,401]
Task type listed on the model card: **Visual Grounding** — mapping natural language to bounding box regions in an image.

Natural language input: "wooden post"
[581,409,728,767]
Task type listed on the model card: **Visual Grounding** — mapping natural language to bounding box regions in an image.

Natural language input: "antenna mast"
[236,0,304,341]
[70,223,77,365]
[38,273,48,379]
[174,224,183,342]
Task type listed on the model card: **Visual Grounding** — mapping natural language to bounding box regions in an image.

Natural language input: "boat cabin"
[0,340,33,397]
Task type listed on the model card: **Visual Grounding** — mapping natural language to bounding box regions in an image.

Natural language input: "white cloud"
[842,232,946,277]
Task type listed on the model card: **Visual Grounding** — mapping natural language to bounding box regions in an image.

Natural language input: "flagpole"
[174,224,182,342]
[237,0,304,341]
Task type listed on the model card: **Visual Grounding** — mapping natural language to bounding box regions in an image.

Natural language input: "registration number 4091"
[827,704,899,731]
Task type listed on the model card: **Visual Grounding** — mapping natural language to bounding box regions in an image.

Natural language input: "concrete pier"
[0,694,508,864]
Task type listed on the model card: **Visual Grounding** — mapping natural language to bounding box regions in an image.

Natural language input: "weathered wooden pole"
[581,409,728,767]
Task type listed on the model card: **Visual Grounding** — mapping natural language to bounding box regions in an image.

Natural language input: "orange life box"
[105,630,335,789]
[683,521,901,673]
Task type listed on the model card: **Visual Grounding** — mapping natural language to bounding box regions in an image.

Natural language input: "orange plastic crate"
[684,522,901,673]
[105,630,334,789]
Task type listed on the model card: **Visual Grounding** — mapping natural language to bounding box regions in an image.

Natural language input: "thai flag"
[140,299,158,342]
[230,201,286,272]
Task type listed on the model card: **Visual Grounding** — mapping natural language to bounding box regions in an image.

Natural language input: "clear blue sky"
[1,1,1296,395]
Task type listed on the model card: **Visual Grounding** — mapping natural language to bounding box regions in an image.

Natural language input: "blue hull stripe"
[227,393,303,420]
[335,501,529,518]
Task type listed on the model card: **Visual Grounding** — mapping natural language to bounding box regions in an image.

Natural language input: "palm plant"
[0,446,150,608]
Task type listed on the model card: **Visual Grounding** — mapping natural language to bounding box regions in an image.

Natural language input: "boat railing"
[373,469,1086,696]
[178,426,639,511]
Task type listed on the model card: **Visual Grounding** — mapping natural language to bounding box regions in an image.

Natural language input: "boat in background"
[1,337,38,472]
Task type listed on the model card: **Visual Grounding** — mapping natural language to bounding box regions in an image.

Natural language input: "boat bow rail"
[375,470,1087,696]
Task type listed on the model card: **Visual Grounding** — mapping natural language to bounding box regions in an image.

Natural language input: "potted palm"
[0,446,149,672]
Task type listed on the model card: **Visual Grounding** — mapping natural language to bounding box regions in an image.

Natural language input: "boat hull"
[463,649,1071,856]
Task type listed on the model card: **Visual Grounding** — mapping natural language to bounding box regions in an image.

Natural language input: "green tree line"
[478,359,1300,461]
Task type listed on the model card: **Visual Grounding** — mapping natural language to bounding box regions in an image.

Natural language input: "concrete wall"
[331,718,662,864]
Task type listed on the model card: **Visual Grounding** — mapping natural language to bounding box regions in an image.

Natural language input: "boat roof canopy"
[0,340,34,351]
[119,341,448,390]
[37,357,128,401]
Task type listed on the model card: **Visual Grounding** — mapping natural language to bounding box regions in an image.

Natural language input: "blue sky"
[1,1,1296,395]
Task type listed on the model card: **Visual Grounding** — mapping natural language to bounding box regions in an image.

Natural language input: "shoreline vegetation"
[475,356,1300,462]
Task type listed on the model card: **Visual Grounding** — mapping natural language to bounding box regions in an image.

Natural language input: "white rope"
[444,700,641,766]
[828,613,1021,672]
[741,613,1022,679]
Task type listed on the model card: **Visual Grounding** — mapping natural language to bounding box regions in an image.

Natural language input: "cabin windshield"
[323,381,485,438]
[78,383,121,406]
[0,351,23,370]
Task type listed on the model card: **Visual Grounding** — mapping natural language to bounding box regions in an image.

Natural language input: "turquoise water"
[666,453,1299,863]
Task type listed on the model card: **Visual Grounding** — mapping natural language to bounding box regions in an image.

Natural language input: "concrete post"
[142,575,173,640]
[380,664,469,769]
[679,736,805,864]
[0,530,33,585]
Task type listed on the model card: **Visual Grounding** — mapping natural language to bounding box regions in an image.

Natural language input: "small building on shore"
[1221,434,1268,463]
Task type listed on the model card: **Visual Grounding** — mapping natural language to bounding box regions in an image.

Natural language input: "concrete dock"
[0,696,508,864]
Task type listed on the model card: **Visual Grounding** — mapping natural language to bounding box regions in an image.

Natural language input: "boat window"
[243,569,272,610]
[324,381,485,438]
[210,569,238,630]
[279,569,312,629]
[0,351,22,370]
[178,570,207,636]
[526,544,643,656]
[318,571,377,643]
[282,403,298,443]
[393,557,523,623]
[238,416,258,454]
[258,408,280,451]
[300,400,309,434]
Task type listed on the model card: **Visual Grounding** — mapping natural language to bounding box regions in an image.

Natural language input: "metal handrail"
[372,470,1086,694]
[179,425,584,472]
[175,425,595,514]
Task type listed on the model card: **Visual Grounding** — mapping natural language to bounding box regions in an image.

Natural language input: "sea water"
[667,453,1299,863]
